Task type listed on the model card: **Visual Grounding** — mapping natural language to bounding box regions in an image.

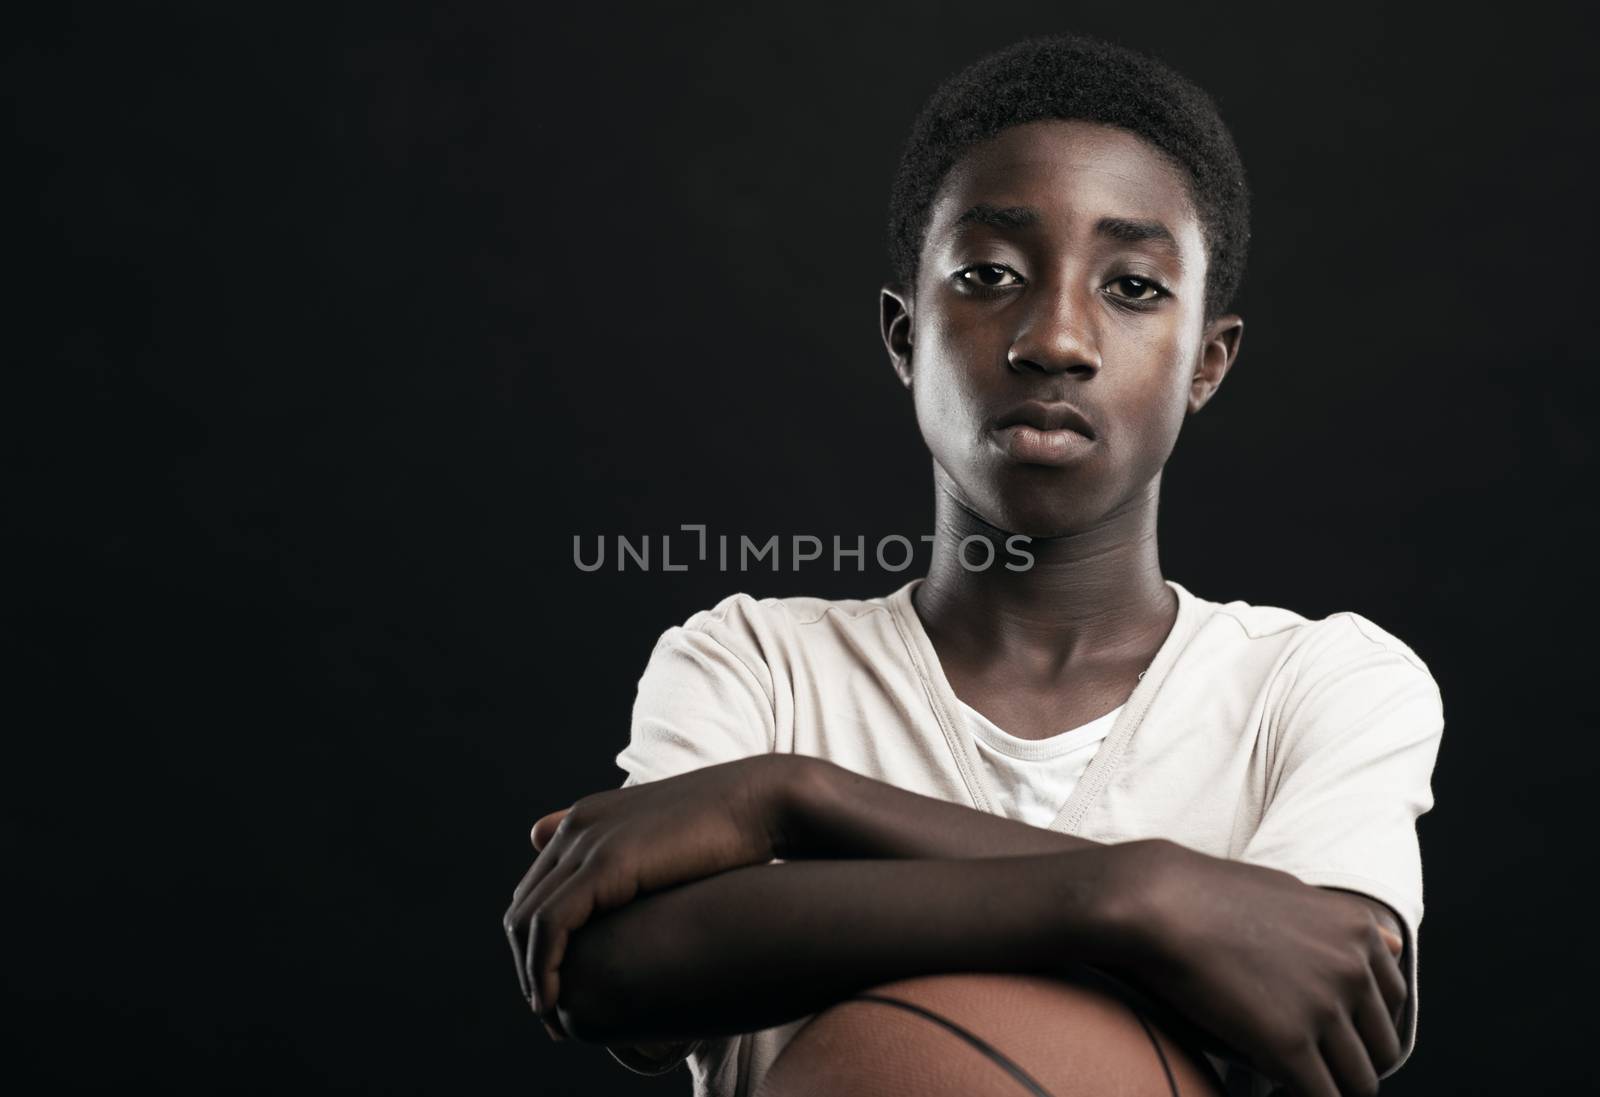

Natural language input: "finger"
[1319,1012,1380,1097]
[532,808,571,852]
[1377,924,1402,959]
[528,909,568,1033]
[511,855,581,1012]
[529,870,600,1026]
[1369,935,1407,1026]
[1351,967,1403,1076]
[511,829,570,911]
[505,852,561,1002]
[1275,1038,1340,1097]
[504,909,531,1002]
[503,859,551,1002]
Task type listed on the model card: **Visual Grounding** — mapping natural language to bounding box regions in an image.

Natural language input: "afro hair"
[887,35,1251,323]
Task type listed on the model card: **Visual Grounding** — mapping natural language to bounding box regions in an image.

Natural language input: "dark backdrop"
[10,3,1596,1094]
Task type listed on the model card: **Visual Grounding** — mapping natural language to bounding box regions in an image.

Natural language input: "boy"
[505,34,1443,1097]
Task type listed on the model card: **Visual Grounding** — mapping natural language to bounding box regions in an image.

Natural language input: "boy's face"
[881,119,1242,539]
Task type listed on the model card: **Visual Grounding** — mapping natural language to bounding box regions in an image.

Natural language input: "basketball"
[755,969,1228,1097]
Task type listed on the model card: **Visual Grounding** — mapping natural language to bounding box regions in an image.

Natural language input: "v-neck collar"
[885,576,1209,832]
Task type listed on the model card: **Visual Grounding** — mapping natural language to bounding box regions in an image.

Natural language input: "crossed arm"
[505,754,1410,1097]
[606,900,1401,1078]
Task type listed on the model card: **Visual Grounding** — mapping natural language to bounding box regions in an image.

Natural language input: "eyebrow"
[953,204,1042,231]
[950,204,1184,265]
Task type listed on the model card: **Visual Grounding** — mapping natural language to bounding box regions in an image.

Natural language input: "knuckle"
[584,842,623,873]
[1273,1026,1317,1061]
[1339,954,1371,990]
[1310,997,1343,1031]
[566,791,613,825]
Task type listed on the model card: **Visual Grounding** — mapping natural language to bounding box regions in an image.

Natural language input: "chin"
[989,504,1097,541]
[935,454,1117,540]
[971,480,1108,541]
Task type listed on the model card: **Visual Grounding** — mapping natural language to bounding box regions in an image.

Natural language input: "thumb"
[531,808,571,852]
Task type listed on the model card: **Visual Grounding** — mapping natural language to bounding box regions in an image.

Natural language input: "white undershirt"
[961,700,1124,828]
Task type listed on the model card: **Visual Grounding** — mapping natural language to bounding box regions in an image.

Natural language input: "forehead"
[925,119,1203,258]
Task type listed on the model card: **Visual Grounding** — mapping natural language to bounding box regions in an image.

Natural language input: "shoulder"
[1180,584,1442,710]
[653,585,908,672]
[667,588,898,646]
[677,588,898,636]
[1192,586,1429,669]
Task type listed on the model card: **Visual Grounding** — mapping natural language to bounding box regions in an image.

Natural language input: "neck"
[913,467,1176,671]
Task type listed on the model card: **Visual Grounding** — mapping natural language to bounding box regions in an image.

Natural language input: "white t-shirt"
[964,699,1123,829]
[606,578,1444,1097]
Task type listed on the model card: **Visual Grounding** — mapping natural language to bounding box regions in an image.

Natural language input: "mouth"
[992,401,1096,439]
[989,401,1097,467]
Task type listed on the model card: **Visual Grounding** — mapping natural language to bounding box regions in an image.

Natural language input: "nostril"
[1007,337,1100,375]
[1009,354,1097,375]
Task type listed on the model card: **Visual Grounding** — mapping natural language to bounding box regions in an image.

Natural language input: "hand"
[502,754,803,1038]
[530,807,570,853]
[1104,839,1408,1097]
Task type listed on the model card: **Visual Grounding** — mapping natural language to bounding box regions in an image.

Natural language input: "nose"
[1007,282,1102,377]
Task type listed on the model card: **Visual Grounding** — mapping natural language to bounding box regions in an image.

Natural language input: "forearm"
[556,848,1127,1044]
[784,756,1105,860]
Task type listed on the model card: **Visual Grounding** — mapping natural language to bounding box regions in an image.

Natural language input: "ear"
[1188,314,1244,415]
[880,283,914,390]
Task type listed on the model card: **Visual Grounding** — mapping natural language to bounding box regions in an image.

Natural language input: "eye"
[1105,275,1166,303]
[954,263,1025,291]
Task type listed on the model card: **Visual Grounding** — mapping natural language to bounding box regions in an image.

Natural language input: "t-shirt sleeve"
[1237,613,1445,1080]
[614,595,778,786]
[604,596,779,1077]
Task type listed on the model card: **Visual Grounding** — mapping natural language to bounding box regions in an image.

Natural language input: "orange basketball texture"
[755,971,1227,1097]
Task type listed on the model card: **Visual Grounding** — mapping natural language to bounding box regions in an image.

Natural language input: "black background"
[10,3,1597,1094]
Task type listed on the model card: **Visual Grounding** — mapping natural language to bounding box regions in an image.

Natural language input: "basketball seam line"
[847,989,1196,1097]
[848,993,1056,1097]
[1121,999,1182,1097]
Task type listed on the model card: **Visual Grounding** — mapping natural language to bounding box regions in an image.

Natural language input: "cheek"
[911,362,973,459]
[1114,337,1195,459]
[911,319,988,439]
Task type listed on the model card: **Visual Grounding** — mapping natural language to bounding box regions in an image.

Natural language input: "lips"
[991,400,1096,440]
